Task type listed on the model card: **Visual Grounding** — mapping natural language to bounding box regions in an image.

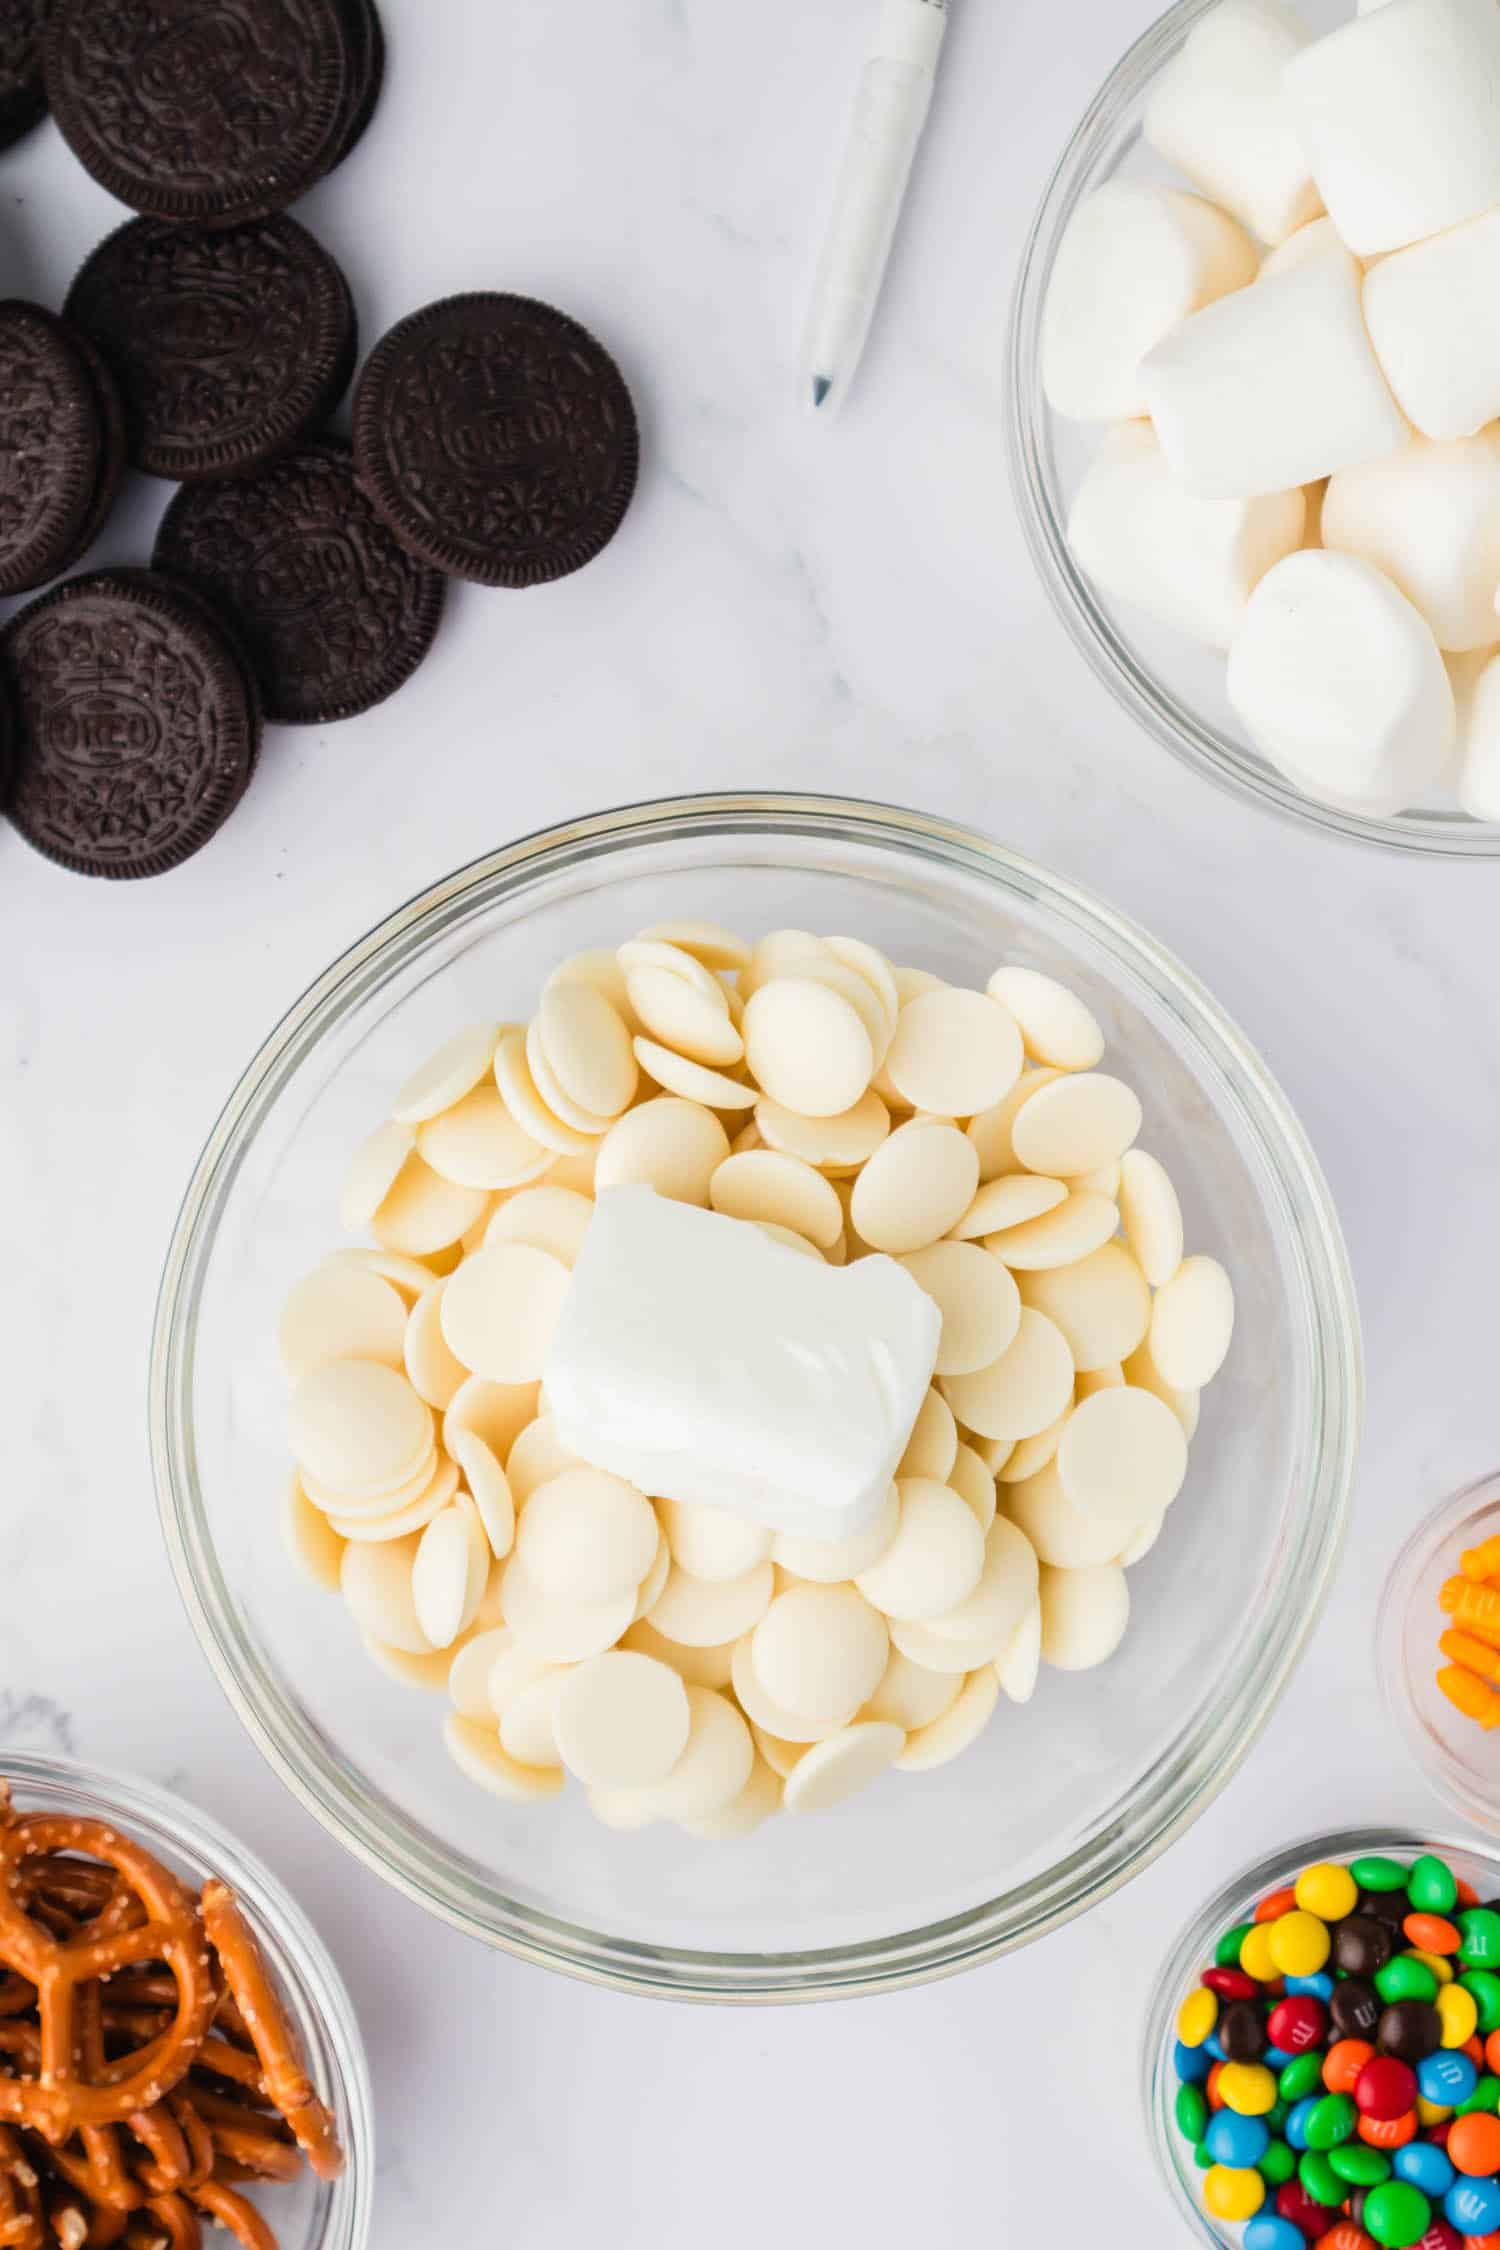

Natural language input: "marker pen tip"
[811,374,833,409]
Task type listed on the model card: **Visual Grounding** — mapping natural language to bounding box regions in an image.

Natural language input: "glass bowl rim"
[1140,1824,1500,2246]
[0,1748,374,2250]
[1378,1467,1500,1834]
[1004,0,1500,861]
[149,789,1363,2002]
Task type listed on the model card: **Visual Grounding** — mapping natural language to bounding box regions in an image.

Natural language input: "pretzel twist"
[196,1889,342,2182]
[0,1820,215,2142]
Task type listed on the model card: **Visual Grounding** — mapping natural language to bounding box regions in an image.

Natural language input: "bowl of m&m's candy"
[1148,1834,1500,2249]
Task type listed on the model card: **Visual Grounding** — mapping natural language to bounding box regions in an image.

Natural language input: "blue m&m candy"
[1285,1973,1334,2001]
[1448,2173,1500,2236]
[1419,2049,1477,2107]
[1244,2219,1307,2250]
[1285,2096,1319,2151]
[1393,2141,1454,2199]
[1205,2111,1269,2169]
[1175,2040,1210,2085]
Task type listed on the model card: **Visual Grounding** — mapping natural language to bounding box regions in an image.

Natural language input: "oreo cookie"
[352,293,640,588]
[321,0,384,174]
[0,301,125,596]
[0,0,45,151]
[2,570,262,879]
[42,0,353,227]
[66,215,356,482]
[154,437,446,724]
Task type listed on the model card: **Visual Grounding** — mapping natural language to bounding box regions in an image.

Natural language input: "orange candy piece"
[1442,1629,1500,1687]
[1459,2235,1500,2250]
[1440,1577,1500,1644]
[1324,2039,1375,2094]
[1467,2034,1488,2068]
[1404,1911,1461,1953]
[1206,2060,1226,2112]
[1437,1664,1500,1727]
[1458,1877,1481,1909]
[1449,2111,1500,2176]
[1321,2229,1375,2250]
[1485,2030,1500,2075]
[1461,1533,1500,1582]
[1359,2111,1417,2148]
[1254,1885,1298,1924]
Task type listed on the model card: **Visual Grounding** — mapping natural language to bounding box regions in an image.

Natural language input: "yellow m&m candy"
[1295,1862,1358,1921]
[1177,1987,1218,2048]
[1217,2062,1277,2117]
[1268,1909,1331,1978]
[1239,1924,1278,1983]
[1439,1981,1480,2047]
[1204,2166,1265,2222]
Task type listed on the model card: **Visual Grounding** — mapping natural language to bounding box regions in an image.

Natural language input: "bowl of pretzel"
[0,1754,372,2250]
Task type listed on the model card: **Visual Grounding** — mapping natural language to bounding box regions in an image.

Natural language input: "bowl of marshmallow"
[1008,0,1500,855]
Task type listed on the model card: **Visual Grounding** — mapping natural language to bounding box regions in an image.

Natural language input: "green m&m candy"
[1193,2141,1215,2171]
[1462,1968,1500,2031]
[1280,2053,1324,2101]
[1304,2094,1357,2150]
[1259,2140,1296,2187]
[1376,1955,1438,2004]
[1176,2084,1208,2142]
[1458,2074,1500,2115]
[1407,1854,1458,1916]
[1216,1922,1254,1968]
[1361,2180,1432,2249]
[1460,1908,1500,1966]
[1329,2144,1391,2187]
[1298,2151,1345,2207]
[1350,1856,1411,1892]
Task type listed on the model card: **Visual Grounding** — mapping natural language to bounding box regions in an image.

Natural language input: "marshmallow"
[1140,237,1408,498]
[1041,183,1259,422]
[1365,211,1500,441]
[1067,421,1305,648]
[1322,431,1500,651]
[1257,216,1348,284]
[1143,0,1324,246]
[1283,0,1500,258]
[1450,647,1500,818]
[1226,550,1456,811]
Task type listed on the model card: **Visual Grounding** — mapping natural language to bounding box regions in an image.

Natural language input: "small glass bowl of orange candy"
[1381,1473,1500,1834]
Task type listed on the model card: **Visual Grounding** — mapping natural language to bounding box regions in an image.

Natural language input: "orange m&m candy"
[1486,2029,1500,2075]
[1358,2111,1417,2148]
[1321,2228,1375,2250]
[1404,1911,1461,1953]
[1449,2110,1500,2176]
[1324,2040,1375,2095]
[1255,1885,1298,1924]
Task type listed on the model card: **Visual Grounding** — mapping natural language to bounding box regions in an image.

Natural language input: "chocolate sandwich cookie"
[352,293,640,587]
[320,0,384,175]
[66,215,356,482]
[2,570,261,879]
[154,437,447,724]
[0,301,122,597]
[42,0,352,227]
[0,0,45,151]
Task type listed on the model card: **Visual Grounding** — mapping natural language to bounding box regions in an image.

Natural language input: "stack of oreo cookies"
[0,0,385,878]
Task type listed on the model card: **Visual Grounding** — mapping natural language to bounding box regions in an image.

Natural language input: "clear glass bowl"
[1006,0,1500,859]
[0,1751,373,2250]
[1144,1828,1500,2244]
[150,792,1361,2001]
[1380,1471,1500,1836]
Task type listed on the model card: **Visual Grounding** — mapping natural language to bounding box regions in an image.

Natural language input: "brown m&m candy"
[352,293,639,588]
[1330,1976,1382,2042]
[1219,2000,1268,2062]
[65,215,356,481]
[1377,1999,1443,2062]
[1334,1914,1396,1978]
[2,570,260,879]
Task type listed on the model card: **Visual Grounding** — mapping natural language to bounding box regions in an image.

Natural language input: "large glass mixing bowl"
[151,794,1361,1999]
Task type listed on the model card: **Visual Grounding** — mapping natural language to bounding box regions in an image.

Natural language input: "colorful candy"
[1172,1853,1500,2248]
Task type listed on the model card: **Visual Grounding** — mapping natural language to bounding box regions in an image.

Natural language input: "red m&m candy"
[1355,2056,1418,2119]
[1271,1994,1328,2053]
[1411,2224,1462,2250]
[1277,2180,1339,2238]
[1204,1966,1258,2001]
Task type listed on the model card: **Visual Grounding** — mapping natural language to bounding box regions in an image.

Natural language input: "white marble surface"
[2,0,1499,2241]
